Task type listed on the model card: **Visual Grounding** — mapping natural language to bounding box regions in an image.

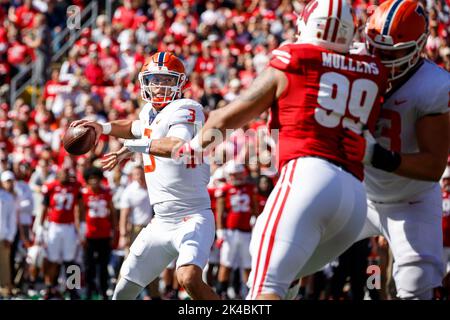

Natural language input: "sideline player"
[38,164,82,299]
[215,160,258,299]
[78,166,116,300]
[71,52,219,300]
[178,0,388,299]
[344,0,450,299]
[442,167,450,298]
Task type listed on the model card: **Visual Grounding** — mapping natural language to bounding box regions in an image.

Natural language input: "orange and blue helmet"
[366,0,428,80]
[138,52,187,106]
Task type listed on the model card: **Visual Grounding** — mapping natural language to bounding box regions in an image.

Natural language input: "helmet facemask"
[139,70,186,106]
[366,29,427,81]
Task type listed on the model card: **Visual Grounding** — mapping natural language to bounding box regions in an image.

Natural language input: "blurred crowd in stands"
[0,0,449,300]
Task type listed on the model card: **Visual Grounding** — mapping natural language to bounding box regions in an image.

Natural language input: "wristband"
[371,144,402,172]
[101,122,112,135]
[216,229,224,239]
[124,139,152,154]
[189,135,202,152]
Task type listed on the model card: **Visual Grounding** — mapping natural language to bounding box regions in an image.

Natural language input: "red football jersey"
[208,186,218,220]
[269,43,387,180]
[42,180,81,224]
[442,191,450,247]
[81,186,113,239]
[218,183,257,232]
[208,184,225,222]
[257,193,269,215]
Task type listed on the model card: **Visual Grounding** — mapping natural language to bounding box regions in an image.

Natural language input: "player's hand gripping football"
[342,129,376,164]
[101,146,133,171]
[70,119,103,146]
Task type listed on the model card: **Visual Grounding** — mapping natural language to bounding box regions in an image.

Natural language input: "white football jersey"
[364,60,450,202]
[137,98,211,216]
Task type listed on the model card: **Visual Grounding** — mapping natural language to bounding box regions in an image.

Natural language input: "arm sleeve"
[417,75,450,118]
[168,106,203,126]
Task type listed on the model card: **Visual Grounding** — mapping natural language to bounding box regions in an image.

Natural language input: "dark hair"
[257,175,274,196]
[83,166,104,181]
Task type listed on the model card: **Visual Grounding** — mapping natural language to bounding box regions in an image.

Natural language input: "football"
[63,126,96,155]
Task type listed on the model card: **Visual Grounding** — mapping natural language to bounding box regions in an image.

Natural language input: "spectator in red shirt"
[112,0,137,29]
[194,42,216,75]
[43,69,65,109]
[8,0,37,29]
[7,32,32,73]
[85,52,105,86]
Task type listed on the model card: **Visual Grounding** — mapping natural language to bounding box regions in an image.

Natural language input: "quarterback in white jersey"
[71,52,219,300]
[344,0,450,299]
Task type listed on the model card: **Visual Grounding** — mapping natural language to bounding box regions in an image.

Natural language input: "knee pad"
[394,261,443,300]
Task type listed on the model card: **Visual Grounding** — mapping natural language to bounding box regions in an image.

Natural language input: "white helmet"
[224,160,247,185]
[213,166,226,182]
[209,166,226,188]
[296,0,356,53]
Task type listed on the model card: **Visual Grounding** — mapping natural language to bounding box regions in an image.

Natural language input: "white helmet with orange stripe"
[296,0,356,53]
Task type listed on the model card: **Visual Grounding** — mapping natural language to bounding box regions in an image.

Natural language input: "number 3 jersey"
[269,43,387,181]
[364,60,450,202]
[42,180,81,224]
[137,98,211,216]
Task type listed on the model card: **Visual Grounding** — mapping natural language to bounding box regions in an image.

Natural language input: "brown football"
[63,126,96,155]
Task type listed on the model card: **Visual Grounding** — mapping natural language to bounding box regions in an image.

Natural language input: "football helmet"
[296,0,356,53]
[208,166,226,188]
[224,160,247,186]
[139,52,187,106]
[366,0,428,81]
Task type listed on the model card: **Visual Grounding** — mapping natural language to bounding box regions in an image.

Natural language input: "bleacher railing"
[9,1,99,107]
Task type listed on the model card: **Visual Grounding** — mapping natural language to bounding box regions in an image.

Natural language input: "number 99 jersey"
[269,43,387,180]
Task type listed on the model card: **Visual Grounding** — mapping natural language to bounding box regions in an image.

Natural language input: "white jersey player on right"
[344,0,450,299]
[71,52,219,300]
